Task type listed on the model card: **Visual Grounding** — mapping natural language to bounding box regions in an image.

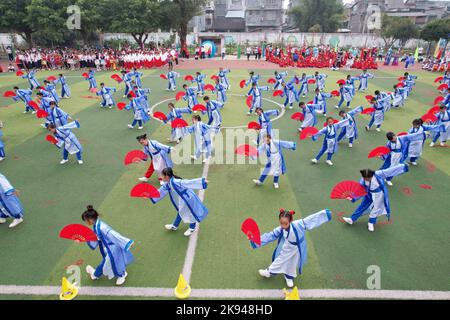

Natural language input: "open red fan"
[28,101,39,110]
[184,75,194,81]
[211,75,219,81]
[368,146,390,158]
[204,84,214,91]
[241,218,261,246]
[235,144,258,157]
[361,107,375,115]
[434,96,444,105]
[427,106,440,115]
[330,180,367,200]
[397,132,407,136]
[307,79,316,84]
[398,76,405,81]
[47,76,57,82]
[175,91,186,101]
[36,109,49,119]
[267,78,276,84]
[291,112,304,121]
[239,80,246,88]
[128,91,136,98]
[434,76,444,83]
[153,111,167,121]
[130,183,160,198]
[124,150,148,165]
[300,127,318,140]
[323,119,339,127]
[365,95,374,102]
[336,79,346,85]
[117,102,126,110]
[192,104,206,112]
[330,90,340,97]
[16,70,24,77]
[160,74,167,80]
[111,74,123,83]
[438,83,448,91]
[59,224,97,242]
[246,95,253,108]
[273,90,283,97]
[45,134,58,145]
[421,113,438,123]
[247,121,261,130]
[90,88,98,94]
[3,90,16,98]
[82,72,89,78]
[171,118,188,128]
[396,82,404,88]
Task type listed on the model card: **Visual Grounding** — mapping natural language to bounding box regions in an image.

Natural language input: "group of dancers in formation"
[1,62,449,288]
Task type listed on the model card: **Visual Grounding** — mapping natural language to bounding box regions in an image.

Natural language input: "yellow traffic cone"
[284,286,300,300]
[174,274,191,299]
[59,277,79,300]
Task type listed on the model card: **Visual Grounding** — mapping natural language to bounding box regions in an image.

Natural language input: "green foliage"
[289,0,344,33]
[420,19,450,42]
[380,14,419,46]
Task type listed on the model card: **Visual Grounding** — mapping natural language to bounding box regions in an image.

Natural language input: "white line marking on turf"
[1,285,449,300]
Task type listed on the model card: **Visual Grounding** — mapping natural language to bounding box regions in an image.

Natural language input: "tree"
[160,0,208,48]
[289,0,344,33]
[421,19,450,42]
[380,15,419,48]
[0,0,35,47]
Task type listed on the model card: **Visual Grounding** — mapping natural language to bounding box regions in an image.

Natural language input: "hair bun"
[87,205,94,210]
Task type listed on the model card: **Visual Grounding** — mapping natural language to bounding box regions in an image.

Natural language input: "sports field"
[0,63,449,300]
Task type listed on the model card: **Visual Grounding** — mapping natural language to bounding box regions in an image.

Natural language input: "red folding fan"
[247,121,261,130]
[204,84,214,91]
[117,102,126,110]
[368,146,390,158]
[267,78,276,84]
[330,180,367,199]
[90,88,98,94]
[124,150,148,165]
[331,90,340,97]
[111,74,122,83]
[434,96,444,105]
[397,132,407,136]
[427,106,440,115]
[336,79,346,85]
[299,127,318,140]
[192,104,206,112]
[130,183,160,198]
[47,76,57,82]
[273,90,283,97]
[365,95,374,102]
[307,79,316,84]
[82,72,89,78]
[421,113,438,123]
[291,112,304,121]
[36,109,49,119]
[211,75,219,81]
[361,107,375,115]
[59,224,97,242]
[153,111,167,121]
[235,144,258,157]
[438,84,448,91]
[3,90,16,98]
[175,91,186,101]
[171,118,188,128]
[160,74,167,80]
[398,76,405,81]
[16,70,24,77]
[239,80,246,88]
[184,75,194,81]
[45,135,58,145]
[396,82,404,88]
[28,101,39,110]
[434,76,443,83]
[241,218,261,246]
[246,95,253,108]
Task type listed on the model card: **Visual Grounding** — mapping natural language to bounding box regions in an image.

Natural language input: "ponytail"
[161,167,182,180]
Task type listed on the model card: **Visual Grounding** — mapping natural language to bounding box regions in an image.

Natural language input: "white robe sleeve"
[177,178,207,190]
[260,226,283,247]
[375,164,409,180]
[299,209,332,231]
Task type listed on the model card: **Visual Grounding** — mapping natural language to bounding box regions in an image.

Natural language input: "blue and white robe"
[337,106,363,141]
[0,131,4,158]
[312,120,350,155]
[346,77,359,95]
[87,219,134,279]
[213,83,227,104]
[255,140,296,177]
[167,71,179,90]
[218,69,231,89]
[125,97,150,123]
[380,132,427,170]
[183,87,199,109]
[150,177,209,224]
[369,96,391,127]
[255,209,331,278]
[0,173,24,220]
[313,92,332,115]
[122,72,134,96]
[274,72,288,90]
[297,76,314,96]
[22,70,40,89]
[193,74,206,94]
[350,164,409,223]
[54,76,71,98]
[96,87,117,107]
[257,109,279,144]
[165,107,192,141]
[314,74,327,91]
[45,83,60,103]
[392,88,406,108]
[248,86,269,112]
[337,85,354,108]
[87,70,97,89]
[134,88,151,113]
[281,83,298,108]
[375,92,392,112]
[143,140,173,174]
[185,122,218,159]
[245,74,261,87]
[12,89,34,112]
[407,124,444,160]
[49,106,70,127]
[203,100,224,127]
[441,73,450,87]
[39,97,54,125]
[358,72,374,90]
[134,71,144,88]
[300,104,322,129]
[53,121,83,156]
[435,110,450,143]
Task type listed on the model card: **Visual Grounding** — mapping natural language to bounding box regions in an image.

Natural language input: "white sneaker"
[138,177,149,182]
[348,143,353,148]
[368,223,375,232]
[247,112,251,116]
[127,124,133,129]
[297,128,302,132]
[159,180,165,186]
[78,160,83,165]
[0,157,4,161]
[289,106,293,110]
[116,272,127,286]
[165,224,178,231]
[326,160,333,166]
[440,142,446,147]
[108,106,112,109]
[40,124,47,128]
[273,183,279,189]
[409,161,417,166]
[311,158,318,164]
[253,179,262,186]
[323,113,327,117]
[202,157,210,164]
[285,278,294,288]
[86,265,98,280]
[138,126,143,130]
[365,125,369,131]
[343,217,353,225]
[184,228,196,237]
[334,105,339,109]
[31,111,36,114]
[60,159,69,165]
[258,269,271,278]
[0,218,6,224]
[429,142,435,147]
[23,111,28,114]
[386,181,393,186]
[376,128,381,132]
